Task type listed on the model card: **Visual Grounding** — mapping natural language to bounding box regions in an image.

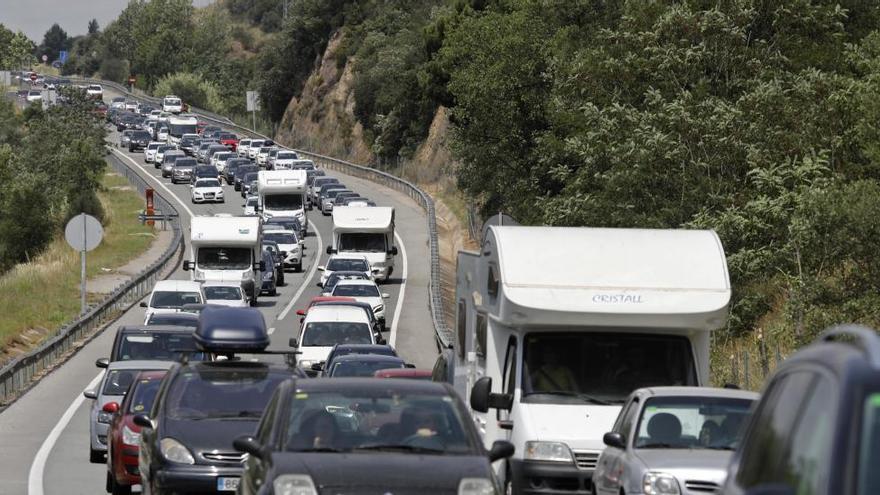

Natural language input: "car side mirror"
[311,362,324,372]
[133,413,153,429]
[95,358,109,368]
[377,338,387,345]
[404,363,415,368]
[381,293,390,299]
[317,266,325,271]
[389,246,398,256]
[488,440,515,462]
[83,390,98,400]
[289,338,298,348]
[603,431,626,449]
[139,301,148,308]
[182,260,193,271]
[233,435,266,460]
[470,377,513,413]
[102,402,120,414]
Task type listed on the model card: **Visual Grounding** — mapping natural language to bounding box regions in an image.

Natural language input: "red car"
[218,132,240,151]
[106,370,167,495]
[295,296,357,318]
[374,368,433,380]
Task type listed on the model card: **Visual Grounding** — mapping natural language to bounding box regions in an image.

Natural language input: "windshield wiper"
[524,391,613,405]
[208,410,263,419]
[354,444,445,454]
[638,442,687,449]
[292,447,346,453]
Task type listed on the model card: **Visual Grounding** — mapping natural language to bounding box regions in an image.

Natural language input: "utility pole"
[283,0,289,19]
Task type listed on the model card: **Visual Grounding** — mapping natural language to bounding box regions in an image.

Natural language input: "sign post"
[246,91,260,133]
[128,75,136,93]
[145,188,155,226]
[64,214,104,314]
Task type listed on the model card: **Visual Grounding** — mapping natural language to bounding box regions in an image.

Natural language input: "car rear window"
[115,332,202,361]
[128,376,164,413]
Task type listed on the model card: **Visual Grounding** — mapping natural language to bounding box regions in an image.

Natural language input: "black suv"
[722,325,880,495]
[128,130,152,152]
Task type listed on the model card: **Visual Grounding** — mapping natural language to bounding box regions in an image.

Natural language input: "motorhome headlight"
[298,359,315,370]
[273,474,317,495]
[458,478,495,495]
[242,271,251,281]
[524,441,574,463]
[643,472,680,495]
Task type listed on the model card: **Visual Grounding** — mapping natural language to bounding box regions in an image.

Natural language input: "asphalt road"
[0,93,437,495]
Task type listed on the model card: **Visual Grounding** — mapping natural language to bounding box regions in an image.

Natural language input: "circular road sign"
[64,214,104,252]
[29,73,37,81]
[41,55,48,62]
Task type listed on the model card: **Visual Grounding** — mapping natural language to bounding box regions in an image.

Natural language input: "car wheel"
[249,296,257,307]
[106,471,113,493]
[270,287,277,296]
[89,447,104,463]
[109,472,132,495]
[295,263,302,273]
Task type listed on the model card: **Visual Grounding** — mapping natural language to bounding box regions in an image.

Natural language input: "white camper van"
[183,215,265,305]
[162,95,183,114]
[257,170,308,225]
[327,206,397,282]
[166,114,198,145]
[449,226,730,495]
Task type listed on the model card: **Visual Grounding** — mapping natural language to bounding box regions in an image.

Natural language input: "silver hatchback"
[593,386,758,495]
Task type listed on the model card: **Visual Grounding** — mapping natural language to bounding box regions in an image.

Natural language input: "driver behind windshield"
[528,344,579,392]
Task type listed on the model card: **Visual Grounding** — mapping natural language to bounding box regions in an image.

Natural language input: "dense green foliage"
[0,24,36,69]
[0,90,107,271]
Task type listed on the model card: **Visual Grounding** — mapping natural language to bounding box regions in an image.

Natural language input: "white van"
[449,226,731,494]
[327,206,397,282]
[139,280,204,324]
[293,305,378,373]
[162,95,183,114]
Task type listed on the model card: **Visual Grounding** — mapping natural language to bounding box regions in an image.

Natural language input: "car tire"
[89,447,104,463]
[109,472,132,495]
[249,296,257,307]
[295,263,302,273]
[270,287,277,296]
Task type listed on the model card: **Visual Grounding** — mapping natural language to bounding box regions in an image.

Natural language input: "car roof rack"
[818,324,880,368]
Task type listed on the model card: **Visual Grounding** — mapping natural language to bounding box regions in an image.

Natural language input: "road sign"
[29,73,37,81]
[246,91,260,112]
[41,55,48,62]
[128,75,136,85]
[59,50,68,63]
[64,213,103,252]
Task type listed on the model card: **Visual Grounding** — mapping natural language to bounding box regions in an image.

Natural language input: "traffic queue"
[82,89,880,495]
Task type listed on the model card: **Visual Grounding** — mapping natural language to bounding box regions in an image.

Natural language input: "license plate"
[217,477,240,491]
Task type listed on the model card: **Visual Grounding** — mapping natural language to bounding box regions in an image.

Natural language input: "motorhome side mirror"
[603,432,626,449]
[289,338,298,348]
[139,301,148,308]
[488,440,515,462]
[381,293,390,299]
[326,246,335,255]
[389,246,398,256]
[83,390,98,400]
[310,362,324,372]
[95,358,109,369]
[133,413,153,429]
[233,435,265,460]
[182,260,193,271]
[470,377,493,413]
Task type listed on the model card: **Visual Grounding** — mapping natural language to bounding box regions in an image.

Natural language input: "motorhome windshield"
[522,332,697,404]
[339,233,386,252]
[197,247,252,270]
[264,194,303,210]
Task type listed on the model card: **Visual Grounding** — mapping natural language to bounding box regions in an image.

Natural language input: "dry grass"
[0,167,154,350]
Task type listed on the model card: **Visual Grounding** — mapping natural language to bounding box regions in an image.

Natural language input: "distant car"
[140,280,204,324]
[144,142,164,163]
[593,386,758,495]
[321,188,353,215]
[321,270,372,297]
[202,281,248,307]
[264,215,305,239]
[329,280,389,329]
[191,177,224,203]
[26,89,42,103]
[190,164,221,185]
[106,370,168,495]
[145,312,199,328]
[246,139,264,160]
[171,157,197,184]
[224,158,249,185]
[156,126,169,142]
[262,229,302,271]
[374,368,433,380]
[256,146,276,167]
[118,130,135,149]
[157,147,182,173]
[218,132,239,151]
[233,164,260,191]
[319,255,373,287]
[261,240,285,286]
[244,196,259,216]
[271,151,301,170]
[317,343,397,375]
[237,138,252,157]
[325,353,407,377]
[98,326,207,367]
[128,130,152,152]
[294,305,379,373]
[84,360,175,463]
[260,249,279,296]
[211,151,234,173]
[86,84,103,98]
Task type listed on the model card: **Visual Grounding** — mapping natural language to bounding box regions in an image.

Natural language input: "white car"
[202,281,248,308]
[191,178,225,203]
[26,90,42,104]
[144,142,164,163]
[157,126,169,142]
[124,100,139,112]
[290,159,316,170]
[295,305,378,373]
[243,196,259,216]
[211,151,234,172]
[139,280,204,324]
[247,139,265,160]
[272,151,299,170]
[237,138,252,158]
[256,146,276,167]
[318,254,373,287]
[262,228,302,271]
[329,279,389,329]
[86,84,103,98]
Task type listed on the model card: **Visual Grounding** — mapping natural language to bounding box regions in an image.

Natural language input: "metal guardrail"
[0,153,183,407]
[78,77,456,350]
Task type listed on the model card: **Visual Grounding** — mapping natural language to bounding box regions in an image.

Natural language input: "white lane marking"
[28,372,104,495]
[268,327,275,335]
[388,231,408,347]
[278,219,322,320]
[109,147,195,218]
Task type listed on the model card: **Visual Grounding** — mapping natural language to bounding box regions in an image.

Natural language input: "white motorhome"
[256,170,308,226]
[183,215,265,305]
[450,226,730,495]
[166,115,198,145]
[162,95,183,114]
[327,206,397,282]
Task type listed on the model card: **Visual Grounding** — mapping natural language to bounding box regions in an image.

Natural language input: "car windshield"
[327,259,369,272]
[128,376,164,413]
[339,233,386,252]
[333,284,380,298]
[283,389,475,454]
[329,359,405,377]
[102,369,143,396]
[117,333,204,361]
[522,333,698,403]
[859,393,880,494]
[265,194,303,210]
[150,291,202,308]
[264,231,297,245]
[277,152,297,159]
[196,179,220,188]
[302,322,372,346]
[204,286,243,301]
[197,247,252,270]
[175,159,196,167]
[634,396,755,450]
[165,368,288,420]
[326,273,369,289]
[247,197,259,206]
[146,313,198,328]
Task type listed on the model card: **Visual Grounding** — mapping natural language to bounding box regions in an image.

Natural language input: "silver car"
[84,360,175,463]
[593,386,758,495]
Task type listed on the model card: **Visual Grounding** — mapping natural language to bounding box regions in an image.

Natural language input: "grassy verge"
[0,165,153,350]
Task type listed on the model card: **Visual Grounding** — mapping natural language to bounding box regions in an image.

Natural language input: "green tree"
[38,23,70,62]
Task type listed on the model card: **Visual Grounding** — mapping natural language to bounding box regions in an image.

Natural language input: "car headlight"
[217,191,224,197]
[274,474,317,495]
[373,304,384,314]
[97,411,114,424]
[160,437,195,464]
[458,478,495,495]
[242,271,251,281]
[643,472,680,495]
[122,425,140,446]
[524,441,574,463]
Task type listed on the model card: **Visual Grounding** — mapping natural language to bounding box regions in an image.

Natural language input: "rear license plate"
[217,477,239,491]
